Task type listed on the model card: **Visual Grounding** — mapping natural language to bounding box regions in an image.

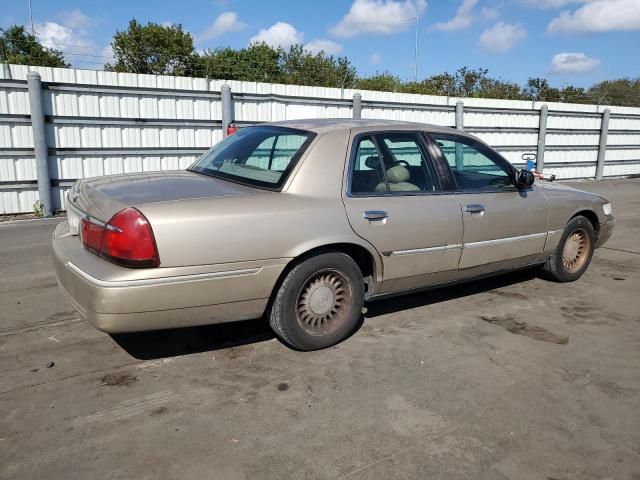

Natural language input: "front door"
[343,131,463,294]
[429,133,549,275]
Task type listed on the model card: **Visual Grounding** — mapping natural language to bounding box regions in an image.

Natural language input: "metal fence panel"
[1,63,640,214]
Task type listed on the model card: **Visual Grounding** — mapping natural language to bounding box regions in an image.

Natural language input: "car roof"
[266,118,461,136]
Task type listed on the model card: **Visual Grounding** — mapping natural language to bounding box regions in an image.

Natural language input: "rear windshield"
[189,126,315,189]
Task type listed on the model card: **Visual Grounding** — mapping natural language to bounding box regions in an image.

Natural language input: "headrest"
[364,156,381,170]
[386,165,410,183]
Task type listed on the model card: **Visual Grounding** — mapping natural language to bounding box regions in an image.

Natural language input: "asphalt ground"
[1,178,639,480]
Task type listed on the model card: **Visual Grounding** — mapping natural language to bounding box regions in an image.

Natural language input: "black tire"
[269,252,365,351]
[542,215,595,282]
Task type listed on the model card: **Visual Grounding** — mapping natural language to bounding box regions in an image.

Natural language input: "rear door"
[343,131,463,294]
[428,133,549,274]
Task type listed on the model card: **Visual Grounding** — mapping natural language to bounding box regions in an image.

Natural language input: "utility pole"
[407,16,419,82]
[414,15,419,82]
[28,0,35,36]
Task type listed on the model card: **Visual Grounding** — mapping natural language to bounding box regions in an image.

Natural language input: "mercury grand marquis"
[53,119,614,350]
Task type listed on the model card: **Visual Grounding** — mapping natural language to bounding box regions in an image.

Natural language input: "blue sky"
[2,0,640,87]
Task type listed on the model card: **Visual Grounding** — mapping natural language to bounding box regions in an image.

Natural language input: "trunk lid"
[68,171,260,222]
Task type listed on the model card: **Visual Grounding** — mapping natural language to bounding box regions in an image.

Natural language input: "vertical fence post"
[27,71,52,217]
[221,84,233,137]
[595,108,610,181]
[1,62,11,80]
[455,101,464,130]
[352,93,362,120]
[536,104,548,172]
[455,101,464,170]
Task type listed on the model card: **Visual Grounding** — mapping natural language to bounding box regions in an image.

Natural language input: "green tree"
[195,44,282,82]
[356,72,402,92]
[106,19,196,75]
[476,77,524,100]
[454,67,488,97]
[280,45,356,88]
[0,25,68,67]
[559,85,590,104]
[194,43,356,89]
[415,73,457,96]
[523,77,561,102]
[588,78,640,107]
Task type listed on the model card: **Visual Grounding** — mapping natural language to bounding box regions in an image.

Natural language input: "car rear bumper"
[52,222,289,333]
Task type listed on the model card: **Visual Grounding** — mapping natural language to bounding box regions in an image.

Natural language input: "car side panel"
[454,186,549,273]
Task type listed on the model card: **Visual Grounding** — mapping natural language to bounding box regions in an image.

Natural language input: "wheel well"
[269,243,376,305]
[572,210,600,238]
[293,243,375,280]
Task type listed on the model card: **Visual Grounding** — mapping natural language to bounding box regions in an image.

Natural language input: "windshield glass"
[189,126,315,189]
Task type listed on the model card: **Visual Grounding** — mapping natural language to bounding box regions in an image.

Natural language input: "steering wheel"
[395,160,410,168]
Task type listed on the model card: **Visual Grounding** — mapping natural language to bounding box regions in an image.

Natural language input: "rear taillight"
[81,218,104,253]
[80,208,160,268]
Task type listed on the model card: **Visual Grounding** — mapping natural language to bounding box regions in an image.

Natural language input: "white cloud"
[550,52,600,73]
[520,0,583,8]
[547,0,640,33]
[249,22,303,49]
[433,0,478,31]
[479,21,527,53]
[57,9,93,30]
[32,9,106,67]
[198,12,246,43]
[481,6,500,20]
[330,0,427,37]
[304,39,342,55]
[101,45,115,64]
[35,21,99,67]
[370,52,383,64]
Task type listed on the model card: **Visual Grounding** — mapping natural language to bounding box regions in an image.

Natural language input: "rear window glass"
[189,126,315,189]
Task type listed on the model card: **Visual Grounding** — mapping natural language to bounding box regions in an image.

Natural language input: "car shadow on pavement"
[111,268,538,360]
[364,268,538,318]
[110,318,275,360]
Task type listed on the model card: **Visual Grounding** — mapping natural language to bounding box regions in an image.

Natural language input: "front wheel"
[269,252,365,351]
[542,215,595,282]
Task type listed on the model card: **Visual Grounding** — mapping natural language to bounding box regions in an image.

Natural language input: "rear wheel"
[542,215,595,282]
[269,252,365,351]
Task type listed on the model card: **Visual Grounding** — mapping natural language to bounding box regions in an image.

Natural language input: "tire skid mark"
[71,390,176,426]
[0,282,57,295]
[0,317,82,336]
[0,361,142,397]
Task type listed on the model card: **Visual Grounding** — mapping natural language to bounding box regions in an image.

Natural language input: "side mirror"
[516,168,535,189]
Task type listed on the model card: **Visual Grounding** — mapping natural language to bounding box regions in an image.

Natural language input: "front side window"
[350,132,440,195]
[432,134,513,190]
[189,126,314,189]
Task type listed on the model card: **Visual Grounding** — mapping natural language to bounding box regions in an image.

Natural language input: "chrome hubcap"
[562,229,590,274]
[297,270,352,335]
[308,286,335,315]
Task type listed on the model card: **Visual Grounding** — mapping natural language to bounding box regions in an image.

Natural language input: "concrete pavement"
[1,179,639,480]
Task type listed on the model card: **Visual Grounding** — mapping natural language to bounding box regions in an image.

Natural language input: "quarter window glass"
[433,135,512,190]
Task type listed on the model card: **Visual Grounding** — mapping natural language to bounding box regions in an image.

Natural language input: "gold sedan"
[53,119,614,350]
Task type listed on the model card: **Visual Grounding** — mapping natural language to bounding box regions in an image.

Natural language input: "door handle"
[465,204,485,214]
[363,210,388,221]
